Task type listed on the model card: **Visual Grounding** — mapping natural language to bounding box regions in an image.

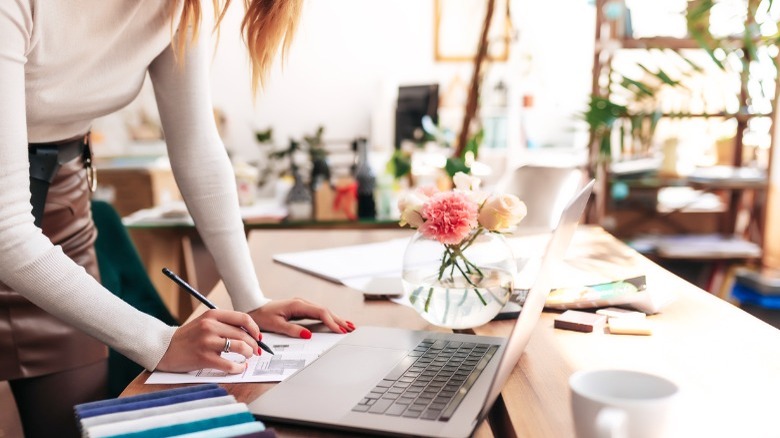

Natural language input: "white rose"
[398,190,428,228]
[478,194,527,231]
[452,172,488,205]
[452,172,481,191]
[400,208,425,228]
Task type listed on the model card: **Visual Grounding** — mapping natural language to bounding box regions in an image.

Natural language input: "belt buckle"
[86,162,97,192]
[83,134,97,192]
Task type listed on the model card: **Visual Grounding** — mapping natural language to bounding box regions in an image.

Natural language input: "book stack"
[74,384,273,438]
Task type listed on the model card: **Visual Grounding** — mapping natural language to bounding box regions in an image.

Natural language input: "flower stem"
[457,289,468,306]
[452,258,480,288]
[453,248,484,278]
[442,288,450,324]
[424,287,434,312]
[409,286,424,305]
[473,288,487,306]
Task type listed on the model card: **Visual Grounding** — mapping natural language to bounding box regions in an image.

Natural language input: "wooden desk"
[123,227,780,437]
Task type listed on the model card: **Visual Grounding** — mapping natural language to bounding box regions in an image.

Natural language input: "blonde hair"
[175,0,303,93]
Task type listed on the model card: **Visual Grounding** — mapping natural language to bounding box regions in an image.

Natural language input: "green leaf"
[445,157,470,178]
[690,33,725,70]
[687,0,714,22]
[637,64,684,89]
[386,150,412,179]
[620,77,655,98]
[463,128,483,159]
[674,52,705,74]
[582,96,627,129]
[743,27,759,63]
[255,128,273,143]
[599,131,612,157]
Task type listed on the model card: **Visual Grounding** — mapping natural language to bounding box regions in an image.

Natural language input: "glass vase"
[401,229,516,329]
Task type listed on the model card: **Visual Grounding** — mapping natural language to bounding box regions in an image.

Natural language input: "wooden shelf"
[615,36,753,50]
[616,112,772,120]
[588,0,780,269]
[611,174,769,191]
[620,37,701,50]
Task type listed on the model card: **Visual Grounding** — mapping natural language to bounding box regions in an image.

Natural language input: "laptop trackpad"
[250,344,407,421]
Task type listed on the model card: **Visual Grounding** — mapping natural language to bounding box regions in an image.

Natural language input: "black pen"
[162,267,275,355]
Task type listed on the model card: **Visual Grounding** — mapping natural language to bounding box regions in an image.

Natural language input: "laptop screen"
[478,180,595,419]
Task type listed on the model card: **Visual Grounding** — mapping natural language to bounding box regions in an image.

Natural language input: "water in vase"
[402,267,514,329]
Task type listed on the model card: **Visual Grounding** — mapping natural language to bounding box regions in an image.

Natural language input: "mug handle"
[596,407,628,438]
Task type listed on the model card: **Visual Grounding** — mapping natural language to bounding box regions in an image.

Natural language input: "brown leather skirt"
[0,158,107,380]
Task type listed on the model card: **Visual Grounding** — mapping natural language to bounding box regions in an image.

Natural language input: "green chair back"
[91,200,177,396]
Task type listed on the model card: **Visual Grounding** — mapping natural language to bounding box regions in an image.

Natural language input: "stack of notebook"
[74,384,274,438]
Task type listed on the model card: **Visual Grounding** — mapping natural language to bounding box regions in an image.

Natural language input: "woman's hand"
[156,309,262,374]
[249,298,355,339]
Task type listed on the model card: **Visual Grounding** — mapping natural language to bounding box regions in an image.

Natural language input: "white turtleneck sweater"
[0,0,270,371]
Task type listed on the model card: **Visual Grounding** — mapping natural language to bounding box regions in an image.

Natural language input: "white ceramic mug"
[569,369,679,438]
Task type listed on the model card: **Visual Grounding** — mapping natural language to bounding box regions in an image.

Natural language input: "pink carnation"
[419,191,478,245]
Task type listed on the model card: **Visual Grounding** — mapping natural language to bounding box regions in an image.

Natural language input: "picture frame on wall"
[434,0,512,62]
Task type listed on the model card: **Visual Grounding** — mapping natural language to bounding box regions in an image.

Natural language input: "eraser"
[596,307,646,320]
[608,318,653,336]
[554,310,607,333]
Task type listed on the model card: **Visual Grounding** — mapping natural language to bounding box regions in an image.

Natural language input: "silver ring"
[223,338,231,354]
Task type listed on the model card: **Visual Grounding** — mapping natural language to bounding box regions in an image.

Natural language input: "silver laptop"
[250,180,595,438]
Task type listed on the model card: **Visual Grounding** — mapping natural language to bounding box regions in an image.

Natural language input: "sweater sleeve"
[148,29,271,313]
[0,0,177,372]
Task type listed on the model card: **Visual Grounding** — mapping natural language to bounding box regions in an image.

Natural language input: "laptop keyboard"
[352,339,498,421]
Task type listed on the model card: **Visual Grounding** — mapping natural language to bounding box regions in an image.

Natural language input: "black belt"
[28,134,96,228]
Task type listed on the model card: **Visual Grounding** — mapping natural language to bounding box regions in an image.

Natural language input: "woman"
[0,1,353,436]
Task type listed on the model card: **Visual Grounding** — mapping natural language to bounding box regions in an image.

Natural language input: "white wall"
[94,0,596,170]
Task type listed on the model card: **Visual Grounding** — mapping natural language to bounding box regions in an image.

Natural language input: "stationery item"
[162,268,275,356]
[596,307,647,319]
[545,276,647,310]
[80,395,236,429]
[273,238,410,285]
[248,181,595,438]
[87,403,251,437]
[554,310,607,333]
[145,332,342,384]
[77,387,228,419]
[608,318,653,336]
[75,384,220,416]
[569,369,680,438]
[227,431,277,438]
[168,422,268,438]
[74,385,269,438]
[106,412,255,438]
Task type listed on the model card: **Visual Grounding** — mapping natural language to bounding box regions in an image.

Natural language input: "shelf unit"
[588,0,779,269]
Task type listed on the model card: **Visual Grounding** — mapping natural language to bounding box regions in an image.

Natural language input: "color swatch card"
[74,384,273,438]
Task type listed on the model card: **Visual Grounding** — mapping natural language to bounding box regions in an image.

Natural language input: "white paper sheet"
[145,333,343,384]
[272,237,411,284]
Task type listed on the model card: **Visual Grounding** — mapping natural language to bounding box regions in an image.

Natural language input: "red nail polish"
[340,327,347,334]
[257,347,261,355]
[300,329,312,339]
[346,321,355,329]
[257,332,263,341]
